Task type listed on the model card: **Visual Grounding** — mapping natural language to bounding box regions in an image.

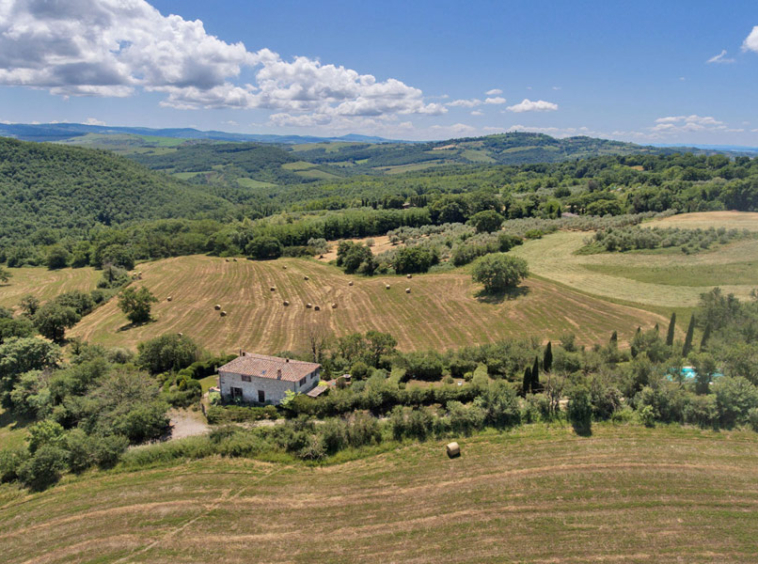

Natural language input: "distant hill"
[0,137,233,246]
[0,122,406,145]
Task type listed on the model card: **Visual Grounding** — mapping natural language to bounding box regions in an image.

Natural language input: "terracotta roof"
[218,353,320,383]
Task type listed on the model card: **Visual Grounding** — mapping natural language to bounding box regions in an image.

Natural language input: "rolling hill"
[0,137,234,246]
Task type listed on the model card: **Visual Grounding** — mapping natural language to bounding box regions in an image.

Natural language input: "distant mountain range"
[0,122,404,145]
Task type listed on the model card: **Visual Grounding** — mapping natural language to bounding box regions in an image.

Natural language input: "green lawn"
[583,261,758,287]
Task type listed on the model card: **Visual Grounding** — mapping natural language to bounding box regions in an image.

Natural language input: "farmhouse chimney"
[277,369,282,379]
[286,358,290,363]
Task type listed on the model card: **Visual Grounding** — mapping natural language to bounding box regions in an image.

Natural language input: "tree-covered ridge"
[131,142,342,186]
[0,137,233,246]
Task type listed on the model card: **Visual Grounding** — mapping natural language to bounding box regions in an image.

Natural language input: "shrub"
[137,334,199,375]
[567,386,593,434]
[18,445,68,491]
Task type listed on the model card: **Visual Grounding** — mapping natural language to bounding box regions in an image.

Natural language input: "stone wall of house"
[219,368,321,405]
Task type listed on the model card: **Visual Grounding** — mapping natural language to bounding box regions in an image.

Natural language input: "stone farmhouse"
[217,352,321,405]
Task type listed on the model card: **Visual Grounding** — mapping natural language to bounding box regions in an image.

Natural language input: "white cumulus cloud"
[484,96,507,105]
[506,99,558,113]
[485,88,502,96]
[0,0,444,126]
[743,26,758,53]
[447,98,482,108]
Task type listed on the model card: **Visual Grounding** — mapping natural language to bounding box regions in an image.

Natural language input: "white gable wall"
[219,368,321,405]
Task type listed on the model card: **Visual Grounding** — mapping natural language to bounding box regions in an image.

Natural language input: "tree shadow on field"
[475,285,530,304]
[118,318,155,332]
[571,421,593,437]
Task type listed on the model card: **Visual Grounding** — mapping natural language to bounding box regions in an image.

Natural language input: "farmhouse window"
[231,387,243,400]
[241,375,251,382]
[299,377,306,386]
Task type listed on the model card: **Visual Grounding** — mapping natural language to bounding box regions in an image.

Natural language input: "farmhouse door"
[231,387,243,400]
[258,390,265,403]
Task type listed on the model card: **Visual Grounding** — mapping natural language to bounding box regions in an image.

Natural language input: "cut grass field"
[0,266,99,311]
[643,210,758,231]
[511,220,758,309]
[68,255,664,354]
[2,424,758,563]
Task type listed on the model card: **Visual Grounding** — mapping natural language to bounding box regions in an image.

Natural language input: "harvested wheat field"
[0,266,99,311]
[2,424,758,564]
[68,255,664,354]
[511,225,758,308]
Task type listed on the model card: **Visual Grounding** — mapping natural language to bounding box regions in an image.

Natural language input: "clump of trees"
[472,254,529,293]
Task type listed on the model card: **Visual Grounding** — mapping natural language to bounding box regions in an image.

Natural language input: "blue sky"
[0,0,757,143]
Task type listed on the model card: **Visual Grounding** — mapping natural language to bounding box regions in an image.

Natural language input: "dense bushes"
[588,226,750,254]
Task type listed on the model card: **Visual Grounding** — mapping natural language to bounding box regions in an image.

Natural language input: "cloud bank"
[744,26,758,53]
[0,0,445,126]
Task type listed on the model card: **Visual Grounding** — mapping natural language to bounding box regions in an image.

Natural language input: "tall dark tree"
[665,312,677,347]
[610,330,618,346]
[522,366,532,396]
[683,314,696,357]
[531,356,540,393]
[543,341,553,373]
[699,323,711,352]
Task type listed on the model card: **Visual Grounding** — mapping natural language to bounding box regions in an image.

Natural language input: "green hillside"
[0,137,233,247]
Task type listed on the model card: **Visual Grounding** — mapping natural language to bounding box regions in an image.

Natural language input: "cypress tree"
[522,366,532,396]
[543,341,553,373]
[683,314,696,357]
[531,355,540,393]
[654,323,659,333]
[610,330,618,345]
[700,323,711,352]
[665,312,676,347]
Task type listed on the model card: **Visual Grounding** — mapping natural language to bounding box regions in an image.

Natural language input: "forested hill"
[0,137,233,246]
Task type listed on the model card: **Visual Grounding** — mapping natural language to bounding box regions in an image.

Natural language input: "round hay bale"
[270,287,276,292]
[319,254,324,259]
[167,296,173,302]
[306,303,312,309]
[446,442,460,458]
[304,275,309,281]
[177,332,183,337]
[233,258,237,262]
[214,304,221,311]
[407,274,412,279]
[332,303,337,309]
[314,305,321,311]
[405,287,411,293]
[225,258,230,262]
[220,310,227,317]
[283,265,287,270]
[348,281,354,286]
[283,300,290,306]
[385,284,391,290]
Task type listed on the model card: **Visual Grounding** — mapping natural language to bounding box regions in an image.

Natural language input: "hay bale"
[332,303,337,309]
[314,305,321,311]
[348,281,354,286]
[270,287,276,292]
[407,274,412,279]
[446,442,460,458]
[304,275,309,280]
[214,304,221,311]
[220,311,227,317]
[225,258,230,262]
[385,284,391,290]
[167,296,173,302]
[233,258,237,262]
[319,254,324,259]
[283,300,290,306]
[306,303,312,309]
[405,287,411,293]
[283,265,287,270]
[177,332,183,337]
